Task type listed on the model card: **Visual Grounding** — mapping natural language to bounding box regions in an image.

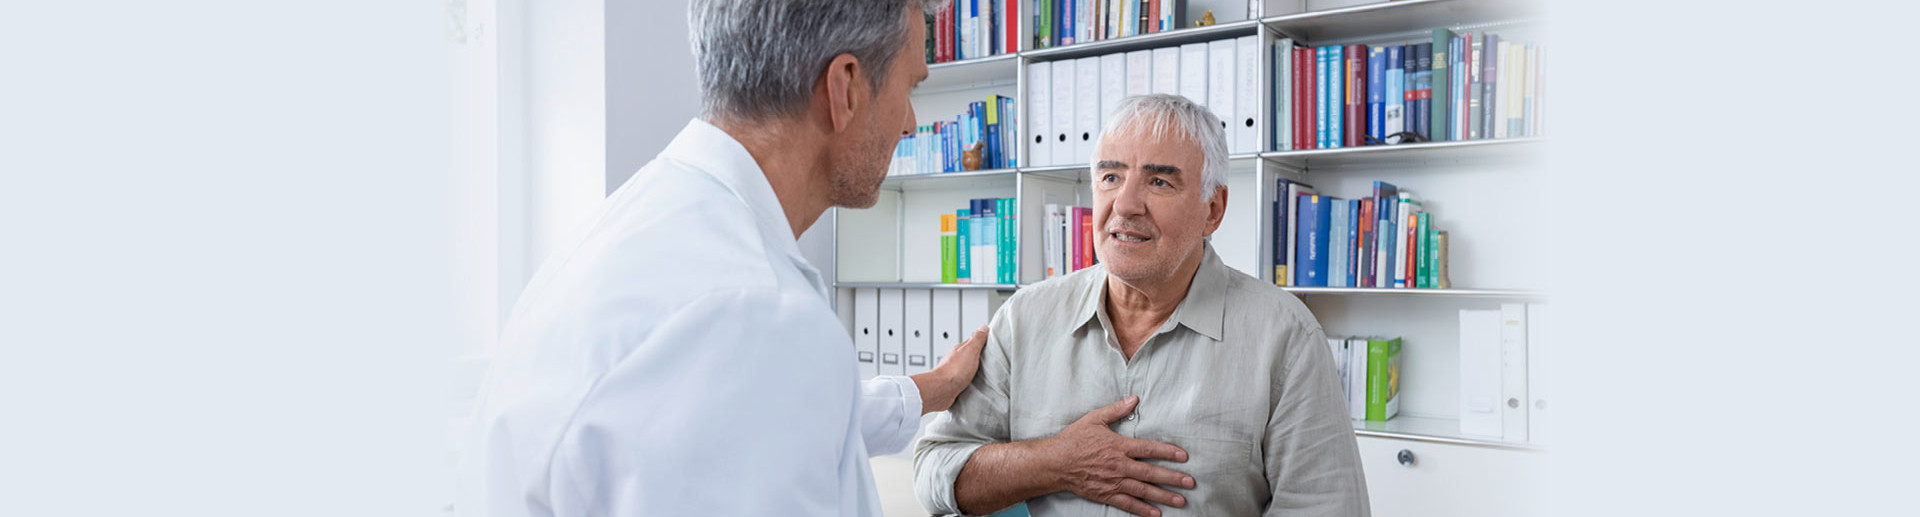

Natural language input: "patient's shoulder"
[1220,266,1320,331]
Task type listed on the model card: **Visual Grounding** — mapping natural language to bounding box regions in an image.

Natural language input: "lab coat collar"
[1074,243,1228,342]
[659,118,829,298]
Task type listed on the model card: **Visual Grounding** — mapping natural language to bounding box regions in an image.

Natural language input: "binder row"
[1457,303,1550,445]
[850,288,1006,379]
[1274,179,1450,289]
[1272,31,1545,151]
[1026,35,1263,168]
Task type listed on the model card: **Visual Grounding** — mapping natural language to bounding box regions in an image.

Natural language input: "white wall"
[607,0,699,195]
[526,0,611,275]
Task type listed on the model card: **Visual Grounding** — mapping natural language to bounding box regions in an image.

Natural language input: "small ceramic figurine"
[961,142,984,171]
[1197,10,1215,27]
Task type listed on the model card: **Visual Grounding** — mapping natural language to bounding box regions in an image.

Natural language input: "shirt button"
[1126,412,1137,421]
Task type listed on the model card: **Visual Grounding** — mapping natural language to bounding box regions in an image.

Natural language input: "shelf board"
[1022,19,1261,62]
[1263,0,1539,44]
[1261,137,1543,171]
[919,53,1020,95]
[833,282,1020,290]
[1352,414,1538,451]
[1283,286,1544,298]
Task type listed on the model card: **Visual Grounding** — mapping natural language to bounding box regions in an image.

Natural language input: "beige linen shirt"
[914,244,1369,517]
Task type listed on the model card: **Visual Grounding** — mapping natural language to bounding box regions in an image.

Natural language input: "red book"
[1357,198,1374,287]
[1147,0,1160,34]
[934,2,948,62]
[1295,47,1312,150]
[1069,207,1083,270]
[1344,44,1368,147]
[1005,0,1018,53]
[1080,208,1094,268]
[1404,209,1419,287]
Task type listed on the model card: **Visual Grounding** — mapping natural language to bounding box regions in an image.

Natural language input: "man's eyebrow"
[1141,164,1182,175]
[1095,160,1128,170]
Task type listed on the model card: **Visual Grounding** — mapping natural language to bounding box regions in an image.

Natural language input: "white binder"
[931,290,961,367]
[1527,302,1551,446]
[1026,61,1053,168]
[1050,59,1076,166]
[1178,42,1208,108]
[1125,50,1152,98]
[1151,47,1179,95]
[878,288,905,376]
[852,288,879,380]
[1234,35,1260,154]
[1099,52,1127,136]
[1073,56,1100,162]
[1458,309,1504,438]
[958,290,1005,348]
[1500,303,1530,442]
[903,289,932,375]
[1206,39,1236,152]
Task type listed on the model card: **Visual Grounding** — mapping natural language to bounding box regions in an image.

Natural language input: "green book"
[998,198,1013,284]
[941,214,957,283]
[1424,218,1439,288]
[1431,28,1456,142]
[1366,337,1402,421]
[956,209,971,283]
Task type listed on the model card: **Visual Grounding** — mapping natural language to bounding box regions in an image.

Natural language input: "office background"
[3,0,1916,516]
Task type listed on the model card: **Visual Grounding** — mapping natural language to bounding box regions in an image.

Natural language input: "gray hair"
[1091,94,1229,201]
[689,0,945,122]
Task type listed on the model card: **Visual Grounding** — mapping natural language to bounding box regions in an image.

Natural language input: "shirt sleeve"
[547,289,864,516]
[859,374,923,456]
[1262,317,1372,517]
[912,309,1015,515]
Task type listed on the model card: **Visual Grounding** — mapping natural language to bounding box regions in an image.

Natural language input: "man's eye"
[1101,174,1118,183]
[1151,178,1170,187]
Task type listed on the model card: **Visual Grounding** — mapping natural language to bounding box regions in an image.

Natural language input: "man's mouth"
[1110,231,1151,243]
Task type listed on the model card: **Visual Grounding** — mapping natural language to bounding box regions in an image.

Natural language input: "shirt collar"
[657,118,828,297]
[1073,243,1229,342]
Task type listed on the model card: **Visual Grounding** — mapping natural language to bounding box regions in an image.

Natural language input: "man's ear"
[821,54,867,133]
[1203,186,1229,236]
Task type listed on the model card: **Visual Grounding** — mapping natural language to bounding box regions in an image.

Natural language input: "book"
[1328,45,1345,148]
[1348,337,1368,419]
[1344,44,1367,147]
[1468,35,1484,140]
[1316,46,1330,149]
[956,208,971,283]
[1328,197,1348,287]
[1397,195,1418,288]
[1284,181,1317,286]
[1346,199,1361,288]
[1384,45,1404,143]
[1296,47,1312,150]
[1369,181,1398,288]
[1435,230,1450,288]
[999,197,1014,284]
[941,214,958,283]
[1367,47,1385,145]
[1408,42,1431,141]
[1415,211,1431,288]
[1430,29,1455,141]
[1365,337,1403,421]
[1296,194,1331,287]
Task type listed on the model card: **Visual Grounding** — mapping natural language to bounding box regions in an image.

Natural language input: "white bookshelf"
[822,1,1548,515]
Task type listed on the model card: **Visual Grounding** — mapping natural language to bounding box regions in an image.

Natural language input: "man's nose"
[1111,178,1148,218]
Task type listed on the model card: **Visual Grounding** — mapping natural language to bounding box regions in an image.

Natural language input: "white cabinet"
[1356,436,1544,517]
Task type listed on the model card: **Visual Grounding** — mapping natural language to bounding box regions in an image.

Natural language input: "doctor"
[455,0,970,515]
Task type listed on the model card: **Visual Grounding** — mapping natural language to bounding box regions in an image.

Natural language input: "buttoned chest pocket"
[1140,434,1265,516]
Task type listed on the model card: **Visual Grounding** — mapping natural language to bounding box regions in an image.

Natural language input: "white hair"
[689,0,947,122]
[1089,94,1229,200]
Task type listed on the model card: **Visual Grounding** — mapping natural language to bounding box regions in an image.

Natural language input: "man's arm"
[1261,321,1371,517]
[857,326,987,456]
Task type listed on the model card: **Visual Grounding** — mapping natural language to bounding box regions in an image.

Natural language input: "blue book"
[1385,46,1405,143]
[1328,45,1344,149]
[956,208,971,281]
[1367,48,1385,145]
[1367,181,1398,287]
[1272,178,1295,284]
[1296,195,1331,287]
[1316,46,1330,149]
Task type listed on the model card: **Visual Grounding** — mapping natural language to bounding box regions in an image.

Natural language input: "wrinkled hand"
[1041,396,1194,517]
[912,325,987,414]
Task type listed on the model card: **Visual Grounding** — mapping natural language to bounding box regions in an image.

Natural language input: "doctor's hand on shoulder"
[910,325,989,414]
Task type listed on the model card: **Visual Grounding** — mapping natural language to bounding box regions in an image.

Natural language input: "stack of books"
[1328,336,1403,422]
[1040,203,1096,280]
[927,0,1017,63]
[1273,179,1450,290]
[890,96,1019,176]
[1272,30,1545,151]
[941,198,1018,284]
[1030,0,1193,50]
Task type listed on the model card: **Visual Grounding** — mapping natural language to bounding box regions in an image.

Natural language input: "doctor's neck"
[709,116,837,240]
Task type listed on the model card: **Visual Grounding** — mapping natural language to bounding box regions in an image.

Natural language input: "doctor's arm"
[1260,322,1371,517]
[857,325,988,456]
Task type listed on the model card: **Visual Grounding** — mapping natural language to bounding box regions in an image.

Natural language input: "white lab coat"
[455,119,923,517]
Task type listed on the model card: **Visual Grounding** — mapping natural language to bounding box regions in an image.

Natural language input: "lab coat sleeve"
[548,289,863,516]
[859,375,922,456]
[1261,317,1371,517]
[912,306,1015,515]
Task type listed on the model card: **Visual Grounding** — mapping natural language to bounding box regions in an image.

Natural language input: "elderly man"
[913,94,1369,517]
[455,1,985,516]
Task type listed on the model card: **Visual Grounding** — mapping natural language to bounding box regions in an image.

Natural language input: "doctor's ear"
[820,53,866,134]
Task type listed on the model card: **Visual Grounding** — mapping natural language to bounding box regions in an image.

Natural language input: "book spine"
[1468,35,1483,140]
[1347,200,1361,288]
[1399,199,1417,288]
[956,209,971,283]
[1272,179,1290,285]
[1081,207,1094,267]
[1357,197,1373,288]
[1300,195,1328,287]
[1000,198,1013,284]
[1411,42,1431,141]
[1295,47,1310,150]
[1367,48,1385,145]
[1430,30,1452,142]
[1344,44,1366,147]
[1416,212,1430,288]
[1315,46,1329,149]
[942,214,957,283]
[1329,45,1344,148]
[1366,338,1402,421]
